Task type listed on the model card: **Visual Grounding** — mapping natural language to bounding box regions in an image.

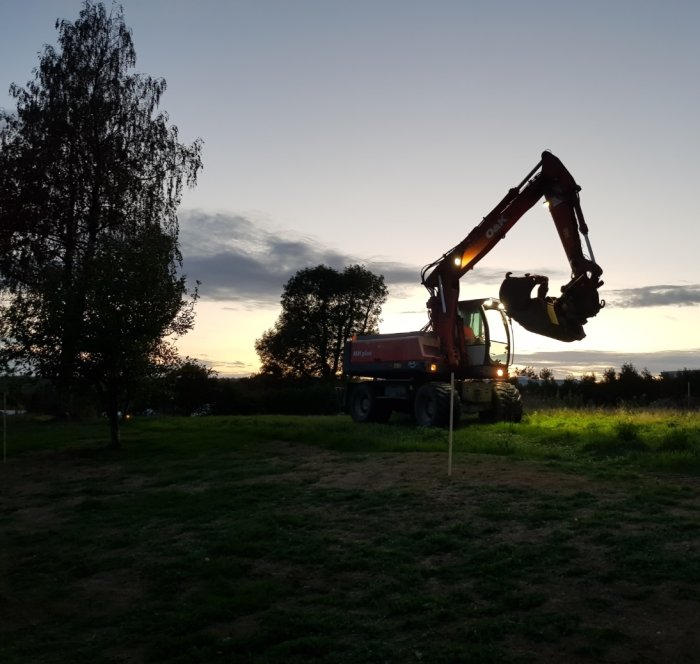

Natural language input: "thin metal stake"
[448,372,454,477]
[3,392,6,464]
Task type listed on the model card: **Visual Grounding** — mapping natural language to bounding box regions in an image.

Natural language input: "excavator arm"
[421,151,604,368]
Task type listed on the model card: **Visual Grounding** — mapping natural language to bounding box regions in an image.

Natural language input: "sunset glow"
[3,1,699,379]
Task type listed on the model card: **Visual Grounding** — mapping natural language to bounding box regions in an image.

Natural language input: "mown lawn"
[2,411,700,663]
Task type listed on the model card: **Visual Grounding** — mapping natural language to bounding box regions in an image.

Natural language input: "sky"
[1,0,699,378]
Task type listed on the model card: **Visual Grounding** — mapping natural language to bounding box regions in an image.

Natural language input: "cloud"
[512,348,700,378]
[179,210,420,304]
[180,211,700,316]
[605,284,700,308]
[180,211,348,302]
[204,359,251,373]
[200,347,700,379]
[178,210,563,305]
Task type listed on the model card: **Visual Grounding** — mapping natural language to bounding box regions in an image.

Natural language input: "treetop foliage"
[256,264,388,378]
[1,2,201,285]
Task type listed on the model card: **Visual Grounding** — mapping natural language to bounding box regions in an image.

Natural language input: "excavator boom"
[422,151,604,367]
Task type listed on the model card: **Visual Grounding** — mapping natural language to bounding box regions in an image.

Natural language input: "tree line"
[514,363,700,409]
[4,362,698,420]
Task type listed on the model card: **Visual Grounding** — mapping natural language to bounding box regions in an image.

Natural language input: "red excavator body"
[343,151,604,426]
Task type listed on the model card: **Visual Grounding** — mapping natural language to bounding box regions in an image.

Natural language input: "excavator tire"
[479,382,523,423]
[414,382,461,428]
[348,383,392,423]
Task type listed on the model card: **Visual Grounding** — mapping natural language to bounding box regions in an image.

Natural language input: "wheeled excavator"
[343,151,604,426]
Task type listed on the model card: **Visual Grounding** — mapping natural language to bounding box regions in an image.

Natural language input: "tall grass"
[5,407,700,474]
[514,408,700,473]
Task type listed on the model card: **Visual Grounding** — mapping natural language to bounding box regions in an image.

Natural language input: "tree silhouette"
[0,2,202,446]
[538,367,554,381]
[256,264,388,378]
[513,366,537,378]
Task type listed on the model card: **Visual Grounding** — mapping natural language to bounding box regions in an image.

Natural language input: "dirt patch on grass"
[231,443,700,663]
[262,441,611,493]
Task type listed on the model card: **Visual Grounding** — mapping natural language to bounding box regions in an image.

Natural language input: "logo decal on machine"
[485,215,507,239]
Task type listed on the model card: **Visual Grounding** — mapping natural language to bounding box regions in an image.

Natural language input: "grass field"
[2,410,700,663]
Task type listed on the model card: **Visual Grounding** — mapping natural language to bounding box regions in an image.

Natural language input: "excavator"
[343,151,604,426]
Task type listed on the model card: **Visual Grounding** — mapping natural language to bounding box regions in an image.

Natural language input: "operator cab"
[457,298,512,377]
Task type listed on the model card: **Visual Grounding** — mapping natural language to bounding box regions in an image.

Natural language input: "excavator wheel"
[414,382,461,428]
[348,383,392,423]
[479,382,523,423]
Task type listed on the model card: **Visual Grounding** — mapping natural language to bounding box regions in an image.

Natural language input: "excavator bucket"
[499,272,604,342]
